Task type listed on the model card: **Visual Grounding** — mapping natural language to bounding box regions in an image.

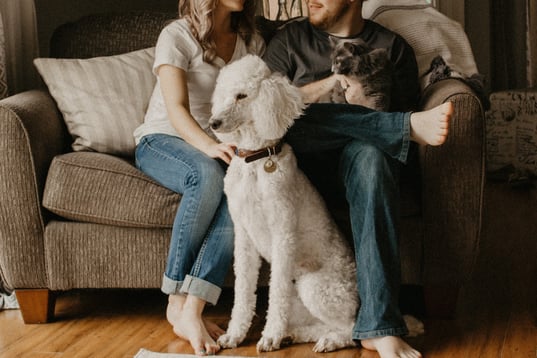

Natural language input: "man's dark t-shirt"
[263,17,419,112]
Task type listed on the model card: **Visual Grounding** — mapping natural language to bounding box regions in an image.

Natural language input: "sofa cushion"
[33,48,156,156]
[43,152,179,228]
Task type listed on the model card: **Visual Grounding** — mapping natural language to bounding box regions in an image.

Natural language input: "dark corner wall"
[465,0,530,93]
[34,0,265,58]
[34,0,178,57]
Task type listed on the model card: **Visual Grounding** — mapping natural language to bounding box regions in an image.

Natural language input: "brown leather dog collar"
[235,141,284,163]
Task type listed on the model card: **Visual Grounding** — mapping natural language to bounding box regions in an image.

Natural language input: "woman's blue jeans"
[135,134,234,305]
[287,103,411,340]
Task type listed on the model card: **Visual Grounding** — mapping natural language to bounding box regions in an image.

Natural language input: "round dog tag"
[264,158,277,173]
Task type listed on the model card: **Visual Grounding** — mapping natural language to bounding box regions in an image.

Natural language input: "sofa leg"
[15,289,56,323]
[424,284,459,319]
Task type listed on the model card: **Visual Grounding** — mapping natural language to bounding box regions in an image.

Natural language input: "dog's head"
[209,55,305,148]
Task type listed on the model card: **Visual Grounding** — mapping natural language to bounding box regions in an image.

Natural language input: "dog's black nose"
[210,119,222,130]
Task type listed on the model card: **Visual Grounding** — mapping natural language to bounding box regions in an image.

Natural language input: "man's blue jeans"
[135,134,234,305]
[288,103,411,340]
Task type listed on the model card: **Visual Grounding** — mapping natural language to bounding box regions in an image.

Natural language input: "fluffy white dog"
[209,55,423,353]
[209,54,358,353]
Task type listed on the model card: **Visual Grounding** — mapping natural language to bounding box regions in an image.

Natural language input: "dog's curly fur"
[209,55,359,353]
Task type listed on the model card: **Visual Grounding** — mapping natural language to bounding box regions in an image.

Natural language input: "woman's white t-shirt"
[133,19,265,144]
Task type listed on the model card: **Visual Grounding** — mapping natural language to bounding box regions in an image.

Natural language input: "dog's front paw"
[256,335,286,352]
[217,333,244,349]
[313,332,356,353]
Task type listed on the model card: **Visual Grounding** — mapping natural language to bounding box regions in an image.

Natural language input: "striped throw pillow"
[34,48,156,156]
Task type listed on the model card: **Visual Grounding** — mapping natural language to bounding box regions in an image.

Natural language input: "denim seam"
[191,234,209,277]
[398,112,411,164]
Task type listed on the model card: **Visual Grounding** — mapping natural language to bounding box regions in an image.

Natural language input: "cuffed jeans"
[288,103,411,340]
[135,134,234,305]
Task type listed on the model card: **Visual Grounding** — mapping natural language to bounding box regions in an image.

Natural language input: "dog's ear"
[254,72,305,140]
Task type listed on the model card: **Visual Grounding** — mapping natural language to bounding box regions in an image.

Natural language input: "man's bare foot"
[203,318,226,341]
[361,336,422,358]
[166,295,220,356]
[410,101,453,145]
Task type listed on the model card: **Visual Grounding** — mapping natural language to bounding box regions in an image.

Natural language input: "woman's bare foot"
[410,101,453,145]
[166,295,220,356]
[361,336,422,358]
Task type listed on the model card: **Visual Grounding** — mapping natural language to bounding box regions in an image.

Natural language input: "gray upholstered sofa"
[0,11,484,324]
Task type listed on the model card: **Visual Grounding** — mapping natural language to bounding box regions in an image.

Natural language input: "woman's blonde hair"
[178,0,257,64]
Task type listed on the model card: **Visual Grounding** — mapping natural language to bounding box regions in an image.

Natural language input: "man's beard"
[309,2,350,31]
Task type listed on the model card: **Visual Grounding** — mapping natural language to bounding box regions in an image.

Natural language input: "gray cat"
[329,38,393,111]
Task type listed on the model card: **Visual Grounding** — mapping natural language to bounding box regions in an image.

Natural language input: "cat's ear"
[345,40,369,55]
[343,41,356,53]
[328,36,339,48]
[431,55,446,66]
[369,48,390,65]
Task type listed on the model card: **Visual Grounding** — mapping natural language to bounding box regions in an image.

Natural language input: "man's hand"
[337,75,366,106]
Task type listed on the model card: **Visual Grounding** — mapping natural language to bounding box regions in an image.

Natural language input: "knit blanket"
[363,0,480,91]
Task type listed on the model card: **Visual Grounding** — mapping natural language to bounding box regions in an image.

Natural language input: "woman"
[133,0,265,355]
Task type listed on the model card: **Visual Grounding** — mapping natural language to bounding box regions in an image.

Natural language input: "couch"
[0,10,485,324]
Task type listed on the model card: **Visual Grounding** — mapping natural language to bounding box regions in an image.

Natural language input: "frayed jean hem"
[161,274,183,296]
[353,326,409,340]
[180,275,221,305]
[161,274,222,305]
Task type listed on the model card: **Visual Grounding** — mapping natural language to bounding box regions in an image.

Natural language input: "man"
[263,0,451,357]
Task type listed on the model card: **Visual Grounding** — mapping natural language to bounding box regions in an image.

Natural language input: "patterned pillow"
[34,48,156,156]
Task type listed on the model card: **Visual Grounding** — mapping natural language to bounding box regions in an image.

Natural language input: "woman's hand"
[203,141,236,165]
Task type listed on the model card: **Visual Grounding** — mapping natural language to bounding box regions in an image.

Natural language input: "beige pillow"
[34,48,156,156]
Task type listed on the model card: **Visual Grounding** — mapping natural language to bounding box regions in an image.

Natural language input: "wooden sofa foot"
[424,284,460,319]
[15,289,56,323]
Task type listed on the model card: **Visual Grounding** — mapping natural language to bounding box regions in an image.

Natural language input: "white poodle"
[209,54,358,353]
[209,55,422,353]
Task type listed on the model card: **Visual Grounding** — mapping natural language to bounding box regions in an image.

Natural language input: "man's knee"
[340,143,388,183]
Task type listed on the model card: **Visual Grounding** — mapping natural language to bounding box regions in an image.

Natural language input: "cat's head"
[330,38,372,73]
[330,37,389,75]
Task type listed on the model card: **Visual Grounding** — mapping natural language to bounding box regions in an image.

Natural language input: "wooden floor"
[1,181,536,358]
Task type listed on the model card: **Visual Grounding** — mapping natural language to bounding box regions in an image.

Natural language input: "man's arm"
[298,75,339,103]
[263,30,293,80]
[263,25,334,104]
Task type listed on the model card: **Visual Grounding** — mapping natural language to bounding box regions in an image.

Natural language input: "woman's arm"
[157,64,235,163]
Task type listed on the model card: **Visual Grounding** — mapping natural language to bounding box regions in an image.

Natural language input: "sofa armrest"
[0,90,69,289]
[418,79,485,289]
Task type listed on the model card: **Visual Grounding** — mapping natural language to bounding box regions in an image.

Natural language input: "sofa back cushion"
[50,12,176,59]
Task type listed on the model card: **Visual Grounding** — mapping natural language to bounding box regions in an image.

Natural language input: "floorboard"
[0,182,536,358]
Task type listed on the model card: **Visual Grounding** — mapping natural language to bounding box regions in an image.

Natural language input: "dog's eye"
[235,93,247,100]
